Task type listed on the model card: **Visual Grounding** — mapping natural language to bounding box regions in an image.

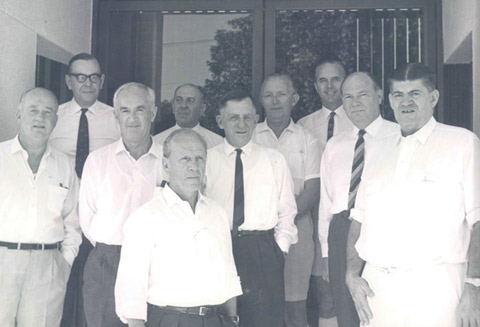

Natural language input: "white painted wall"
[0,0,92,142]
[443,0,480,136]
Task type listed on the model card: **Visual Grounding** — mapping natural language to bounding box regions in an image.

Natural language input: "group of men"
[0,51,478,327]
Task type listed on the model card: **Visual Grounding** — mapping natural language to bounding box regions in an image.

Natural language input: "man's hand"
[127,318,146,327]
[346,273,374,325]
[457,283,480,327]
[321,257,330,283]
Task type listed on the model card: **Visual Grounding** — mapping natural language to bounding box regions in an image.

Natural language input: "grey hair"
[163,129,207,158]
[19,87,59,111]
[113,82,156,109]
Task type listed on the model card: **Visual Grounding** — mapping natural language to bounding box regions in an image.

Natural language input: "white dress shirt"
[351,117,480,268]
[79,138,164,246]
[297,105,353,145]
[49,99,120,160]
[205,140,298,253]
[115,185,242,323]
[153,124,223,149]
[0,136,81,265]
[253,120,322,195]
[319,116,399,257]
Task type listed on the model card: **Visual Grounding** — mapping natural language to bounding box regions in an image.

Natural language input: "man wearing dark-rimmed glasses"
[50,53,120,327]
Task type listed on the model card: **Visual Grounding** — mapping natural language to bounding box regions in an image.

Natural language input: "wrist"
[465,277,480,288]
[230,315,240,326]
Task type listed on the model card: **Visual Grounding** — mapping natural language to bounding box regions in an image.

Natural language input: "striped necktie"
[233,149,245,229]
[348,129,366,210]
[327,111,335,141]
[75,108,89,178]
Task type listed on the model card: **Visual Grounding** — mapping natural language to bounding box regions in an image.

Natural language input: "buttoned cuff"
[321,241,329,258]
[61,247,76,266]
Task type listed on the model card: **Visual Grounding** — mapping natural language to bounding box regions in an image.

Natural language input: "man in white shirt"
[49,53,120,327]
[254,73,321,327]
[115,129,242,327]
[80,82,163,327]
[0,88,81,327]
[153,84,222,148]
[205,89,298,327]
[346,63,480,327]
[319,72,399,327]
[298,60,353,327]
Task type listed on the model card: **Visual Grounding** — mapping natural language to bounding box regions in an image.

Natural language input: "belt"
[0,241,60,250]
[159,305,220,316]
[234,229,274,237]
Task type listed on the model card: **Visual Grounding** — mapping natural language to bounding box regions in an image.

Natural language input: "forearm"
[346,220,364,279]
[467,221,480,278]
[126,318,145,327]
[295,178,320,218]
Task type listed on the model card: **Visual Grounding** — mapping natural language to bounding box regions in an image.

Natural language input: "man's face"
[65,59,104,108]
[342,74,381,129]
[217,98,259,148]
[260,77,299,126]
[172,85,205,128]
[163,133,206,199]
[314,62,345,110]
[115,87,157,144]
[389,79,438,136]
[18,89,58,144]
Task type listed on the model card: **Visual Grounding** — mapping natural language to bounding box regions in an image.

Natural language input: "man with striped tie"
[318,72,399,327]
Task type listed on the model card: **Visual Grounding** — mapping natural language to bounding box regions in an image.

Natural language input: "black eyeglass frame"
[69,73,103,83]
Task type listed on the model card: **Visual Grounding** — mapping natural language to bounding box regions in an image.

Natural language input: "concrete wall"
[443,0,480,136]
[0,0,92,142]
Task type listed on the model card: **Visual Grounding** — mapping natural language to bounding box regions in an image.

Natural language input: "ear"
[430,89,439,108]
[200,103,206,116]
[162,157,170,174]
[65,74,73,91]
[151,106,158,122]
[314,80,320,95]
[292,93,300,107]
[376,88,383,104]
[98,73,105,90]
[216,114,224,130]
[255,114,260,123]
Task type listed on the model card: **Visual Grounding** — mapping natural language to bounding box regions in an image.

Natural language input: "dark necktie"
[348,129,366,210]
[75,108,89,178]
[327,111,335,141]
[233,149,245,229]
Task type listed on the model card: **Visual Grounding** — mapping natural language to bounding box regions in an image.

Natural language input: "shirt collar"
[222,138,253,157]
[114,137,161,158]
[163,183,206,209]
[352,115,384,138]
[320,105,345,120]
[403,116,436,144]
[258,119,297,136]
[71,98,100,115]
[11,135,53,159]
[173,123,201,132]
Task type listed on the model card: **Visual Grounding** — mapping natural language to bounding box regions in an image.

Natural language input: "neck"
[74,98,96,108]
[267,118,289,139]
[324,102,342,111]
[178,122,197,129]
[123,137,152,160]
[170,184,199,212]
[18,134,47,174]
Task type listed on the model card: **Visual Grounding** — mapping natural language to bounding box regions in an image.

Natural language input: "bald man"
[0,88,81,326]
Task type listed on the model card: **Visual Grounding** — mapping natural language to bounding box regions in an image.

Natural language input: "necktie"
[327,111,335,141]
[233,149,245,229]
[75,108,89,178]
[348,129,366,210]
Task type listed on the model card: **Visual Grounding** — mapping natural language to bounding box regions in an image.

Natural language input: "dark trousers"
[328,211,360,327]
[146,305,237,327]
[61,234,92,327]
[233,230,285,327]
[83,243,127,327]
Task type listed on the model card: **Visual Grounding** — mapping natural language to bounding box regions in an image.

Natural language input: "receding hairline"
[173,83,204,102]
[113,82,156,109]
[341,72,381,94]
[219,96,256,114]
[261,73,297,95]
[163,129,207,159]
[19,87,59,109]
[315,61,346,79]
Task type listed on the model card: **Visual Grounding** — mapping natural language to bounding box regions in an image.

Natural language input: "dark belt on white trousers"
[0,241,60,250]
[151,304,220,316]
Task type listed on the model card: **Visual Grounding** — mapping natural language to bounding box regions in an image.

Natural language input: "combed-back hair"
[218,89,255,113]
[388,62,437,91]
[173,84,205,102]
[113,82,156,109]
[67,53,100,74]
[314,58,347,79]
[163,129,207,159]
[261,72,297,95]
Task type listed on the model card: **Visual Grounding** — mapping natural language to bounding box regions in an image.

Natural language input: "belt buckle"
[198,307,209,316]
[17,243,21,250]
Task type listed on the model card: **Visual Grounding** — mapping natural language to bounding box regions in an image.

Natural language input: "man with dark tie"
[49,53,120,327]
[346,63,480,327]
[0,88,81,326]
[205,89,298,327]
[319,72,399,327]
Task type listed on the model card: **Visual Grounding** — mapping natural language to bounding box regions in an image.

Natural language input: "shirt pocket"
[47,185,69,216]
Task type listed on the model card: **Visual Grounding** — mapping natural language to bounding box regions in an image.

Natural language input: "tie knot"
[358,129,366,137]
[329,111,336,119]
[81,108,88,115]
[235,148,242,156]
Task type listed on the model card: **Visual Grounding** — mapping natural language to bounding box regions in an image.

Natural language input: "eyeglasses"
[69,73,102,83]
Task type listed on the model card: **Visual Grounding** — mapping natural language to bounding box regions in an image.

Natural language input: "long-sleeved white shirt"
[115,185,242,323]
[319,116,399,257]
[49,99,120,160]
[79,138,164,246]
[297,105,353,145]
[153,124,223,149]
[205,139,298,253]
[253,119,322,195]
[0,136,81,265]
[351,117,480,268]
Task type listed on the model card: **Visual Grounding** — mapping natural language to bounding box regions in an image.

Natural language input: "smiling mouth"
[401,108,415,114]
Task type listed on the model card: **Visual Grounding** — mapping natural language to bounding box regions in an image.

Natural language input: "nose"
[237,117,247,129]
[272,95,280,104]
[83,77,92,86]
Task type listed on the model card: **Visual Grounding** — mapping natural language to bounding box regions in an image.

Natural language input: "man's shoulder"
[0,138,15,154]
[297,109,323,126]
[433,122,479,145]
[153,126,175,144]
[87,140,118,161]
